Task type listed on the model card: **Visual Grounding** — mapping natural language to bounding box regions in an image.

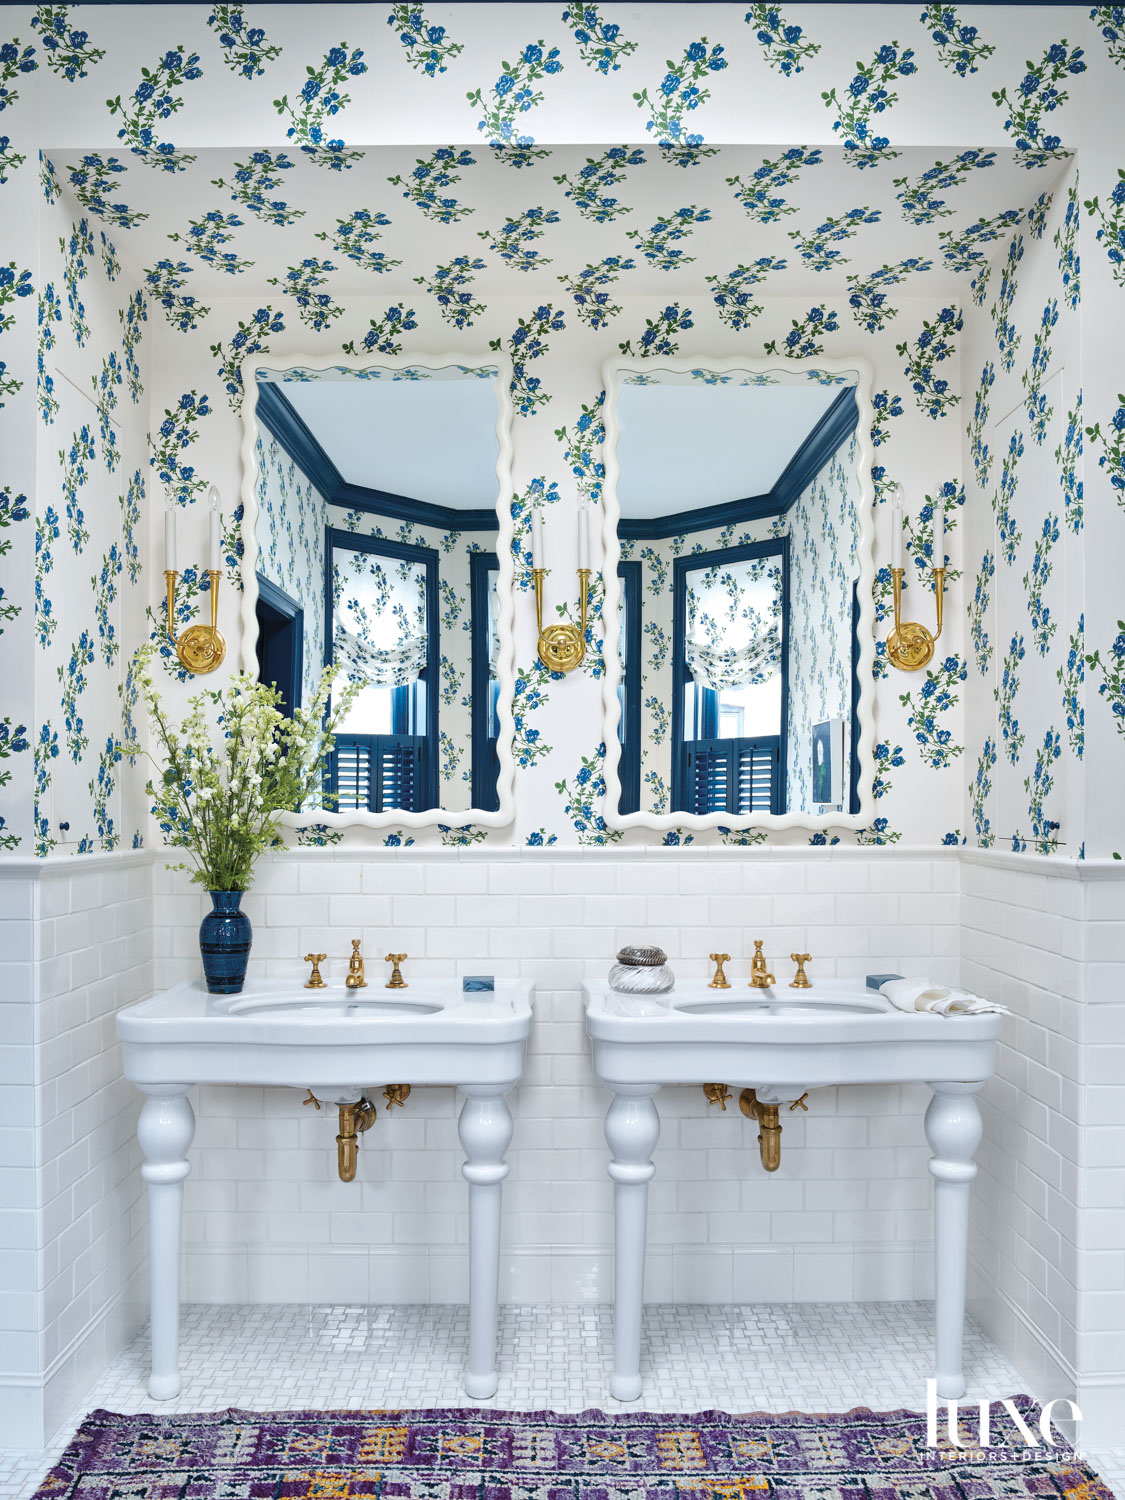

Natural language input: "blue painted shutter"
[332,734,425,814]
[683,736,781,816]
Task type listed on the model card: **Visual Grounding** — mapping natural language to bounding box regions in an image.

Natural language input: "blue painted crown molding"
[256,381,499,534]
[618,386,858,541]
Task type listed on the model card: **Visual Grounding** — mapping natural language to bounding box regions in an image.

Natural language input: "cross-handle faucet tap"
[385,953,408,989]
[748,939,775,989]
[708,953,731,989]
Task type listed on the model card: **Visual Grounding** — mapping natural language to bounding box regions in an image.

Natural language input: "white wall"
[963,852,1125,1442]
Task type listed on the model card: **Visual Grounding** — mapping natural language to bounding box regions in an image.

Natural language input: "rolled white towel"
[880,978,1009,1017]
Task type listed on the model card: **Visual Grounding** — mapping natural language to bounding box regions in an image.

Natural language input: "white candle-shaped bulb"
[208,485,221,572]
[932,492,945,570]
[578,506,590,571]
[891,485,904,570]
[531,509,544,571]
[164,502,176,573]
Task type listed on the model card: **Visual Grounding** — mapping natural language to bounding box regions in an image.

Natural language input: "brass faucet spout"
[345,938,367,989]
[748,939,775,989]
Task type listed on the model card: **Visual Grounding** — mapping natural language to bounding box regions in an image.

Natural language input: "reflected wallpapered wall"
[0,3,1122,854]
[255,434,327,708]
[786,433,861,813]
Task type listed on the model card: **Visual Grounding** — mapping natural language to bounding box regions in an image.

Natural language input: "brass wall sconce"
[530,505,592,673]
[164,569,226,674]
[887,565,945,672]
[885,483,946,673]
[163,485,226,674]
[532,566,590,673]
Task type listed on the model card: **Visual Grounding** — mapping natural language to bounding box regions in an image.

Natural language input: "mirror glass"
[247,361,510,822]
[607,365,869,826]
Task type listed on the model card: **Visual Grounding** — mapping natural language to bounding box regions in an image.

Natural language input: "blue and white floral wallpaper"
[254,433,326,708]
[786,432,861,812]
[0,2,1121,854]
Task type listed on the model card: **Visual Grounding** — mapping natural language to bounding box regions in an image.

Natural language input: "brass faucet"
[303,954,327,989]
[790,953,812,989]
[708,953,731,989]
[345,938,367,989]
[385,952,408,989]
[748,940,775,989]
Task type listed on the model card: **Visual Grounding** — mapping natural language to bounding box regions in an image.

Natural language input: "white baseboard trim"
[0,1272,148,1451]
[180,1240,935,1308]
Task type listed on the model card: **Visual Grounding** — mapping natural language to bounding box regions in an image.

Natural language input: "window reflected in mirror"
[250,363,505,819]
[611,368,864,823]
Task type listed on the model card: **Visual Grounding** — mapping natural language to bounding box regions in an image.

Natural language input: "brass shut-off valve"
[703,1082,731,1110]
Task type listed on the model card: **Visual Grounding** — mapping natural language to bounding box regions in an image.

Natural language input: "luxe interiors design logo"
[926,1381,1082,1453]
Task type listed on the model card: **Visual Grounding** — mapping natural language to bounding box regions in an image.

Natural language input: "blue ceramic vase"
[199,890,252,995]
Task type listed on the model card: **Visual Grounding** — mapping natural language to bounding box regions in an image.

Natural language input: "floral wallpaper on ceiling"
[0,3,1120,854]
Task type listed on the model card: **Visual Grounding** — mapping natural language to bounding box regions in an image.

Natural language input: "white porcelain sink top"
[583,977,1002,1087]
[118,977,534,1089]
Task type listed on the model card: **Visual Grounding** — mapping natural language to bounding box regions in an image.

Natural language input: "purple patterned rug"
[32,1403,1109,1500]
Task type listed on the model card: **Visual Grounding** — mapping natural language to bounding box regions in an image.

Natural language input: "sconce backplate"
[537,623,585,673]
[886,621,934,672]
[176,625,227,674]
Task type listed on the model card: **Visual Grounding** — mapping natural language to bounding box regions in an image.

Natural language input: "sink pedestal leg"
[458,1086,514,1400]
[605,1085,660,1402]
[925,1081,984,1401]
[137,1085,195,1401]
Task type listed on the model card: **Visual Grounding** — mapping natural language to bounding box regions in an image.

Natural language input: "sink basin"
[225,995,443,1018]
[673,995,884,1017]
[118,977,533,1088]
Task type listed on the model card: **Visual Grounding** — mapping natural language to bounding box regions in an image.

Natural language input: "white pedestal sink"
[583,978,1002,1403]
[118,977,534,1401]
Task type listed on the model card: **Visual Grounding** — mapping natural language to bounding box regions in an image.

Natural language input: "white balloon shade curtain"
[684,558,782,692]
[332,551,428,688]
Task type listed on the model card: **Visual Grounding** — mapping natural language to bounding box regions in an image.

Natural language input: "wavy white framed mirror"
[239,351,516,831]
[600,355,877,834]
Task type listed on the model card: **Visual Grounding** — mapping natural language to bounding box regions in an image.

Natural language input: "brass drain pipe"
[739,1088,782,1172]
[336,1098,377,1182]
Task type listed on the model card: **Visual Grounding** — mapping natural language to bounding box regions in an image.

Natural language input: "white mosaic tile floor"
[2,1303,1121,1500]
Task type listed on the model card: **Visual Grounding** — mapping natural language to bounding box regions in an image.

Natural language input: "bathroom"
[1,0,1124,1495]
